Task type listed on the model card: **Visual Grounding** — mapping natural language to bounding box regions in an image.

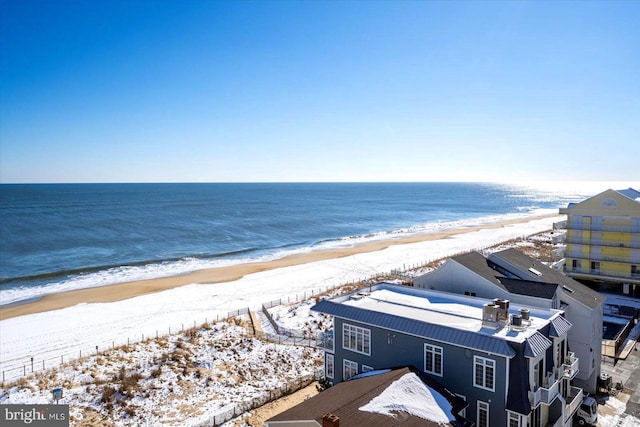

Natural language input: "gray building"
[313,283,584,427]
[415,248,604,393]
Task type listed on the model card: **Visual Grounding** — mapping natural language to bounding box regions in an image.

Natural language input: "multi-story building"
[558,188,640,296]
[414,248,604,393]
[313,283,585,427]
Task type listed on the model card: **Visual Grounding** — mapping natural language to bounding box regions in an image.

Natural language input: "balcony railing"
[564,386,584,422]
[565,252,639,264]
[566,267,640,281]
[530,372,560,407]
[316,330,334,351]
[566,224,640,233]
[562,352,579,380]
[565,238,640,250]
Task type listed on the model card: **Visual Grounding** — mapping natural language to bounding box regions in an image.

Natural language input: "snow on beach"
[0,214,561,378]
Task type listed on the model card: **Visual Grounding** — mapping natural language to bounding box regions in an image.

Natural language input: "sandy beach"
[0,212,560,320]
[0,211,563,379]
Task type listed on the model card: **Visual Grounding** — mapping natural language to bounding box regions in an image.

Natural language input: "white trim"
[454,393,466,418]
[477,400,489,427]
[474,356,495,392]
[343,359,358,381]
[424,343,443,377]
[325,353,334,379]
[342,323,371,356]
[507,410,523,427]
[362,364,374,372]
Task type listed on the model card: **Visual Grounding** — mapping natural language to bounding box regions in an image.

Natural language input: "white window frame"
[477,400,489,427]
[508,410,522,427]
[325,353,334,379]
[342,323,371,355]
[362,365,374,373]
[474,356,495,392]
[343,359,358,381]
[455,393,466,418]
[424,343,443,376]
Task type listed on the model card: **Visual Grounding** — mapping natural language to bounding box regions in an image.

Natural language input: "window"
[362,365,374,373]
[474,356,495,391]
[455,394,466,418]
[508,411,522,427]
[591,261,600,273]
[424,343,443,376]
[343,359,358,381]
[342,324,371,355]
[632,265,638,275]
[325,354,334,379]
[477,401,489,427]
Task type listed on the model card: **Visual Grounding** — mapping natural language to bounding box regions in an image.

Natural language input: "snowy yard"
[0,318,322,426]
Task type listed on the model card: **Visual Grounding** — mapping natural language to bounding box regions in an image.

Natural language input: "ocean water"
[0,182,612,306]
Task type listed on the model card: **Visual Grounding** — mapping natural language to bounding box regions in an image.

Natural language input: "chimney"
[323,413,340,427]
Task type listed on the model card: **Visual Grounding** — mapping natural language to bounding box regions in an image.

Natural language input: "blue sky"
[1,0,638,183]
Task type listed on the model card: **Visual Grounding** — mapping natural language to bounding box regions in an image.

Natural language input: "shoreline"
[0,212,562,320]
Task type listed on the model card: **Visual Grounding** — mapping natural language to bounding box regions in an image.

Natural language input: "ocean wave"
[0,209,557,307]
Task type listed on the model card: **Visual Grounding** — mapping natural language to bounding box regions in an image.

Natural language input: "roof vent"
[511,314,522,327]
[519,308,531,322]
[493,298,510,321]
[482,303,499,328]
[323,413,340,427]
[528,267,542,276]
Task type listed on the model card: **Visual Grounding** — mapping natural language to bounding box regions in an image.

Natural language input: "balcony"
[564,386,584,422]
[562,352,579,380]
[316,330,334,351]
[565,224,639,233]
[565,238,640,250]
[530,372,560,407]
[553,247,566,259]
[566,266,640,282]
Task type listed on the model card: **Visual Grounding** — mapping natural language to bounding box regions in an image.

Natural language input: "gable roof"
[549,314,572,338]
[489,248,604,309]
[451,252,558,300]
[265,366,471,427]
[617,187,640,201]
[524,331,552,358]
[560,188,640,213]
[452,251,506,288]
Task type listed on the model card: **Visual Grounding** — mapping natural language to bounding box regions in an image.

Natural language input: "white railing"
[316,330,334,351]
[562,352,579,380]
[530,372,560,407]
[564,386,584,422]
